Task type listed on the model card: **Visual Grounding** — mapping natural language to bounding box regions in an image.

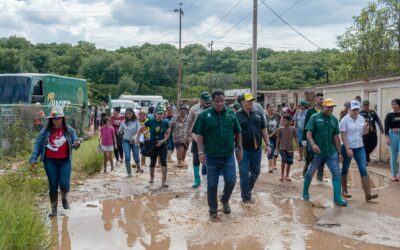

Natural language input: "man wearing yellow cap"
[236,93,271,204]
[303,98,347,206]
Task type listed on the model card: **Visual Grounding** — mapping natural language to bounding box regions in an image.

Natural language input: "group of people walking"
[29,90,400,220]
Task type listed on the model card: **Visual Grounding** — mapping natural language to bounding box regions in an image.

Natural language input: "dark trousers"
[44,158,71,193]
[113,135,123,161]
[191,140,207,175]
[363,132,378,162]
[150,143,167,168]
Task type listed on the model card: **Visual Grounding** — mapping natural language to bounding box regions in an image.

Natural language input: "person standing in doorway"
[265,104,281,173]
[340,100,378,201]
[185,91,212,189]
[303,98,347,206]
[193,90,242,220]
[293,100,308,161]
[302,92,325,181]
[384,99,400,181]
[360,100,384,164]
[236,93,271,204]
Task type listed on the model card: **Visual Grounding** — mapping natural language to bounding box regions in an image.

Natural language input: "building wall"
[380,87,399,161]
[323,88,362,118]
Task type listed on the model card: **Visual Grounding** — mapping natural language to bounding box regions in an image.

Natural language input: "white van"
[119,95,168,111]
[111,99,139,115]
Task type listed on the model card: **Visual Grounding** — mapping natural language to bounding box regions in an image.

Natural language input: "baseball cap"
[322,98,336,107]
[156,106,165,114]
[362,100,370,105]
[200,91,211,101]
[242,92,255,102]
[350,100,361,110]
[298,100,307,106]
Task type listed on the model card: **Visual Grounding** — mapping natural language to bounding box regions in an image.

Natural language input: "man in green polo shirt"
[303,98,347,206]
[193,89,243,220]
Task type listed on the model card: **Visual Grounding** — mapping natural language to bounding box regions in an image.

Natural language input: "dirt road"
[49,154,400,250]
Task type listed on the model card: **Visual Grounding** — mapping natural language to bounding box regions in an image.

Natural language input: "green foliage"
[72,136,103,176]
[0,166,49,250]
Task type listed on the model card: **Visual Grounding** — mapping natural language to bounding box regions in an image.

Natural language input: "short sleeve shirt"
[305,112,340,156]
[193,106,241,157]
[144,118,170,142]
[236,110,266,150]
[339,114,365,148]
[266,113,281,136]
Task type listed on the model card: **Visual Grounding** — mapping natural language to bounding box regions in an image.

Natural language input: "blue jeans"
[341,145,368,177]
[44,158,71,193]
[389,131,400,176]
[122,140,140,165]
[239,149,262,201]
[305,153,340,181]
[206,154,236,211]
[296,128,303,147]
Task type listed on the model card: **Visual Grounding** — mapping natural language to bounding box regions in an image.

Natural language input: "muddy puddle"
[49,191,399,250]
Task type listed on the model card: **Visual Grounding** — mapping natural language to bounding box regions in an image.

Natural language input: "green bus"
[0,73,89,132]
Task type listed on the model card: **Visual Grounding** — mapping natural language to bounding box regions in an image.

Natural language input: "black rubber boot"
[61,191,70,209]
[49,192,58,217]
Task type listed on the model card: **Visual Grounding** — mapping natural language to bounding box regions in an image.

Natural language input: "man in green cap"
[185,91,212,189]
[193,89,243,220]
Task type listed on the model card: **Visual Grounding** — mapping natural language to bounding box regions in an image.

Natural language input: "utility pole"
[208,41,213,93]
[175,3,184,106]
[251,0,258,99]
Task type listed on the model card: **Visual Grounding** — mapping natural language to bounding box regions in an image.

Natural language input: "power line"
[214,1,262,43]
[234,0,302,49]
[197,0,243,40]
[189,5,244,18]
[260,0,321,49]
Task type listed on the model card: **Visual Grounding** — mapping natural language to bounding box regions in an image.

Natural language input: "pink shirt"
[100,126,115,146]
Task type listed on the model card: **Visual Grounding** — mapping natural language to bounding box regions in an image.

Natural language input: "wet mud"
[49,155,400,249]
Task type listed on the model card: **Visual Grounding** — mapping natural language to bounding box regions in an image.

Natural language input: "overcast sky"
[0,0,367,51]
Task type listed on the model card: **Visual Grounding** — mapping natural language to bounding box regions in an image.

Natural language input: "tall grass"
[73,136,103,176]
[0,166,50,250]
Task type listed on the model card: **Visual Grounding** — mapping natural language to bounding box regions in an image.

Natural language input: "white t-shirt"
[339,114,365,148]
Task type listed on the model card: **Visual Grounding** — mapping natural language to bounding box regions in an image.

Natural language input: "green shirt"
[144,118,170,142]
[305,112,340,156]
[193,106,241,157]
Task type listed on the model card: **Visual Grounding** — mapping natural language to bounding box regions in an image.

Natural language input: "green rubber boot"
[332,179,347,206]
[303,178,311,200]
[192,165,201,188]
[125,162,132,177]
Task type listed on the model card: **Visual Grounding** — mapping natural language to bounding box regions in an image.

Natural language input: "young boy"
[275,114,299,181]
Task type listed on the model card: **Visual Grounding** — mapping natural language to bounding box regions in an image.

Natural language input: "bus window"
[0,76,31,104]
[32,79,44,103]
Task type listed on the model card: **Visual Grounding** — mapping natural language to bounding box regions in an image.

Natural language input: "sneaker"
[220,198,231,214]
[390,176,398,181]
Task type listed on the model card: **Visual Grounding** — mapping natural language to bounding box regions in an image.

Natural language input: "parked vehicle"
[111,99,139,115]
[119,95,168,111]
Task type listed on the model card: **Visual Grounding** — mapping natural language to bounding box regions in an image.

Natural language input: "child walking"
[275,114,299,181]
[100,117,117,173]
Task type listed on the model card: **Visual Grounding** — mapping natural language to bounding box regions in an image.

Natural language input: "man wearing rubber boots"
[303,98,347,206]
[185,91,212,188]
[193,90,243,220]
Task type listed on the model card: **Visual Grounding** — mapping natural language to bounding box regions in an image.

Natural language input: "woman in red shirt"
[30,106,80,217]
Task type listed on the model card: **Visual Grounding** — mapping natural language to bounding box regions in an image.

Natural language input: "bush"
[73,136,103,176]
[0,169,50,250]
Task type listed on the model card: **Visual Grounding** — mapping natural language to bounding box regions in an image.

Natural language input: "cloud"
[0,0,367,51]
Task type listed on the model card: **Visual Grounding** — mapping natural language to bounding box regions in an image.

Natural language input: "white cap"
[350,100,361,110]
